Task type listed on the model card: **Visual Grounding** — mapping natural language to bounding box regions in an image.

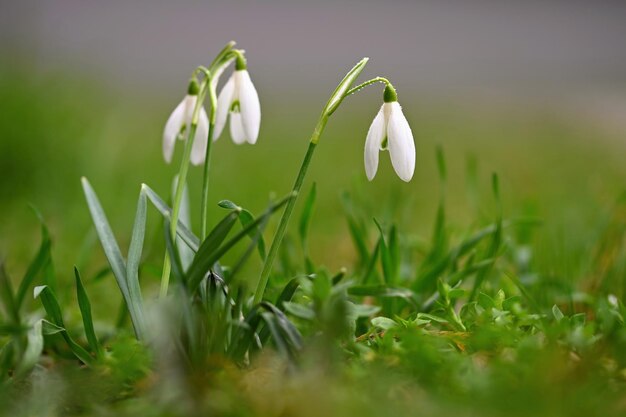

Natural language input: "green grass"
[0,62,625,416]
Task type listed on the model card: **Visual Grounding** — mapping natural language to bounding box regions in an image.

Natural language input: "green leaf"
[283,302,315,320]
[15,319,44,377]
[0,262,19,324]
[275,278,300,310]
[349,303,381,318]
[416,312,449,324]
[436,145,447,183]
[349,285,414,300]
[34,285,94,365]
[188,192,294,292]
[552,305,565,322]
[141,183,200,251]
[81,177,129,302]
[187,210,240,290]
[261,311,289,357]
[324,57,369,116]
[41,319,65,336]
[16,210,52,309]
[374,218,393,284]
[239,209,266,260]
[163,220,186,284]
[74,267,102,358]
[262,302,303,351]
[371,317,398,330]
[125,187,148,339]
[218,200,241,210]
[361,239,381,284]
[478,292,496,310]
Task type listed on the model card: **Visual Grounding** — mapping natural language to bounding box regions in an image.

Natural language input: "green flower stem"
[252,58,368,304]
[200,80,218,239]
[344,77,392,97]
[159,84,207,298]
[253,116,326,304]
[200,121,215,238]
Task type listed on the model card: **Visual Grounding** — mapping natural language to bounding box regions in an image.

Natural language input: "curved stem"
[253,116,327,304]
[200,62,219,238]
[200,117,216,238]
[252,58,368,303]
[159,80,208,298]
[344,77,391,97]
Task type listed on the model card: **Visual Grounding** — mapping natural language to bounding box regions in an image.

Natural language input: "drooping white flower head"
[214,55,261,144]
[162,80,209,166]
[364,85,415,182]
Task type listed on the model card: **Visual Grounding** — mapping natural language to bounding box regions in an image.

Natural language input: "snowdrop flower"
[163,79,209,166]
[214,56,261,144]
[364,85,415,182]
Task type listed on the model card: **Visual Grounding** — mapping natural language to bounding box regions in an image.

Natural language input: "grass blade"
[81,177,129,302]
[74,267,102,358]
[186,210,241,290]
[16,211,52,309]
[188,192,295,292]
[34,285,93,365]
[0,262,19,324]
[142,183,200,252]
[125,187,148,339]
[15,319,44,377]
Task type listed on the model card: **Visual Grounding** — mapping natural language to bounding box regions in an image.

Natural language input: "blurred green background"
[1,1,625,296]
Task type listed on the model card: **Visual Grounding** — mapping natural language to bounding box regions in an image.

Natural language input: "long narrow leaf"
[34,285,93,365]
[142,184,200,251]
[0,262,19,323]
[188,192,295,292]
[74,267,102,358]
[16,214,52,309]
[325,57,369,116]
[125,187,148,339]
[186,210,240,289]
[163,220,185,284]
[81,177,129,302]
[15,319,44,377]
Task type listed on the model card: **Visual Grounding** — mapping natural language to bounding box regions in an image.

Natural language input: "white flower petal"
[364,105,386,181]
[229,112,247,145]
[190,106,209,166]
[163,98,186,164]
[214,74,235,140]
[182,95,196,127]
[387,102,415,182]
[236,70,261,144]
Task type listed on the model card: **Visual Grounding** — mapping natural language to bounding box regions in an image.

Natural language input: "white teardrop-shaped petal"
[364,105,387,181]
[182,95,196,127]
[229,112,247,145]
[236,70,261,144]
[190,106,209,166]
[162,98,186,164]
[214,74,235,140]
[387,102,415,182]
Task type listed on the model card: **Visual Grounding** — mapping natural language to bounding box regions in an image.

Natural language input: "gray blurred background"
[3,1,626,116]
